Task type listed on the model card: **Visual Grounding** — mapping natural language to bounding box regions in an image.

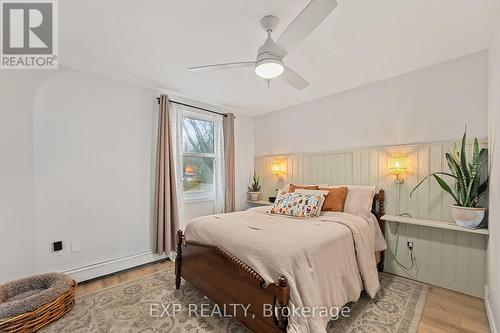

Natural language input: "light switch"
[71,241,80,253]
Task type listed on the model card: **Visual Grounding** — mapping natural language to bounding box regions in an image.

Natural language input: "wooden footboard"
[175,230,289,333]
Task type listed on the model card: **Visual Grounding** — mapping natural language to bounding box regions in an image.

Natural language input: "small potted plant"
[247,172,262,201]
[411,127,488,229]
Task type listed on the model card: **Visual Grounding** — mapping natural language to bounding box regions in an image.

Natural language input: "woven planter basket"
[0,280,77,333]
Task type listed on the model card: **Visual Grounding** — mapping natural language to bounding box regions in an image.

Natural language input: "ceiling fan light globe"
[255,59,284,79]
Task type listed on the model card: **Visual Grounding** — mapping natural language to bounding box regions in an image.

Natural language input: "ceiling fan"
[188,0,338,90]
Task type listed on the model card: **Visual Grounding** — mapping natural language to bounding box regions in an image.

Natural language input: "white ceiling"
[60,0,500,115]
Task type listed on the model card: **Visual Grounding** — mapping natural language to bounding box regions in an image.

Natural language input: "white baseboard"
[485,285,498,333]
[63,250,167,282]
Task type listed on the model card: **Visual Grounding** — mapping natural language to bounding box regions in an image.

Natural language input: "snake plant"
[248,171,262,192]
[410,128,488,207]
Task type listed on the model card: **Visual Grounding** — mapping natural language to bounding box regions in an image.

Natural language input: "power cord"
[389,207,417,271]
[387,183,417,271]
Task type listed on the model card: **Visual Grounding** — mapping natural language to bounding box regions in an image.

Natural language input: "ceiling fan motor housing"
[256,15,283,68]
[255,18,284,80]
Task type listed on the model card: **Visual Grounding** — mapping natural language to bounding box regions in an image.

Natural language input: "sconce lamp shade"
[271,160,285,181]
[271,161,282,177]
[389,156,408,176]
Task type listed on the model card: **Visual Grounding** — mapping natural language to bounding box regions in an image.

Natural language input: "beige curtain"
[223,113,235,212]
[155,95,179,254]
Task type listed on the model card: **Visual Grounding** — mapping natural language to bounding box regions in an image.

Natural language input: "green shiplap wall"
[254,140,488,298]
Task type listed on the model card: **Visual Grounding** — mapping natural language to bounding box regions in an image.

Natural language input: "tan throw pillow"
[289,184,320,192]
[319,187,348,212]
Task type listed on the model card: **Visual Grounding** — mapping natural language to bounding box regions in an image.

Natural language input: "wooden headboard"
[371,188,385,272]
[372,188,385,221]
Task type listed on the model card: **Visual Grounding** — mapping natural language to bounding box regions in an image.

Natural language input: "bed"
[175,189,385,333]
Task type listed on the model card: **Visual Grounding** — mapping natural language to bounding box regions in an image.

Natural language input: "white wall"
[234,113,255,211]
[255,51,488,156]
[0,67,255,282]
[0,72,48,281]
[33,69,159,273]
[487,18,500,333]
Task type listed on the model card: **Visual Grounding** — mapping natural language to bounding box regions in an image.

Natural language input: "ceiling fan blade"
[276,0,337,57]
[188,62,255,72]
[279,66,309,90]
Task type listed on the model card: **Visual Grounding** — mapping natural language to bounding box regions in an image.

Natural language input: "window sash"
[181,113,215,155]
[182,152,215,158]
[180,110,218,201]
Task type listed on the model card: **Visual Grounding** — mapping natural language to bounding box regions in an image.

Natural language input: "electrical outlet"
[71,241,80,253]
[52,241,63,256]
[407,241,414,250]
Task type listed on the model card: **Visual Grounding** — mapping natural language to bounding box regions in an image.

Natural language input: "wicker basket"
[0,280,77,333]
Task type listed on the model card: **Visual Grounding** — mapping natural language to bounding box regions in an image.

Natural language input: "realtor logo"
[1,0,58,69]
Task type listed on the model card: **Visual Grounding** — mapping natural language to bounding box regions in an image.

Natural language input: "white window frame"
[181,109,219,203]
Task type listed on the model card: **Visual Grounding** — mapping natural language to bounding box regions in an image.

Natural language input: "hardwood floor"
[77,261,490,332]
[418,286,490,333]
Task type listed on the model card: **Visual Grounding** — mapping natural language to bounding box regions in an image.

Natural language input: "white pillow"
[329,185,376,218]
[294,189,329,216]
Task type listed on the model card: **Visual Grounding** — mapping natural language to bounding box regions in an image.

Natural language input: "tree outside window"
[181,116,215,196]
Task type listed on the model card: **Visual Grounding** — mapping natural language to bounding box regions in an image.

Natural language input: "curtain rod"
[157,97,228,118]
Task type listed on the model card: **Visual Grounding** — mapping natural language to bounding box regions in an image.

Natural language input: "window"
[179,109,223,203]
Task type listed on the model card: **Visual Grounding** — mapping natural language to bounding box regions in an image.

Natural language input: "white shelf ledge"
[381,215,489,235]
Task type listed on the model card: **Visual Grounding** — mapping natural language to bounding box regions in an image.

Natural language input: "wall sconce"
[271,161,284,181]
[389,156,408,184]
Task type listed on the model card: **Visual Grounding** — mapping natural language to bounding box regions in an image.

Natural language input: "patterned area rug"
[41,267,428,333]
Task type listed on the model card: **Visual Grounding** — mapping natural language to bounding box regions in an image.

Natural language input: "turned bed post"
[377,189,385,272]
[175,230,183,289]
[274,276,290,330]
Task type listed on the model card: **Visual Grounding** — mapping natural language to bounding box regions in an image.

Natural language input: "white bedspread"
[184,207,384,333]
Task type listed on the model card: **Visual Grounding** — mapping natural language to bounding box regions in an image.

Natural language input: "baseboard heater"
[63,250,167,283]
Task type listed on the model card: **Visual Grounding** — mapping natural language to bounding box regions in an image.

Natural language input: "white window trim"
[183,152,215,158]
[180,109,220,203]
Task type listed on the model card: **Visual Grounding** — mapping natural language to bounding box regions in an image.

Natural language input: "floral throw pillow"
[270,192,323,218]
